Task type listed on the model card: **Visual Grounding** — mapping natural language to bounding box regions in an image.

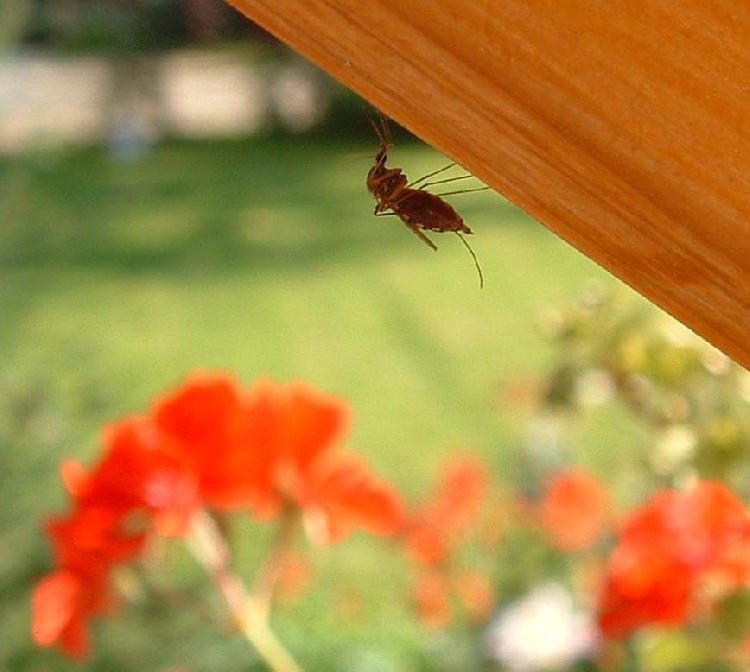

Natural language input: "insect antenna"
[379,113,393,147]
[364,107,394,151]
[344,150,376,164]
[456,232,484,289]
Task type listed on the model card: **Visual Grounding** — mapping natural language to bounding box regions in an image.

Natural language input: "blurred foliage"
[538,283,750,493]
[20,0,273,54]
[394,288,750,672]
[487,285,750,672]
[1,0,32,51]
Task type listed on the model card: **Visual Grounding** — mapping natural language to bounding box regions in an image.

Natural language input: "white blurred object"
[160,51,268,137]
[524,414,568,474]
[0,54,109,152]
[270,63,329,132]
[0,50,272,153]
[650,424,698,475]
[574,368,615,407]
[485,582,599,671]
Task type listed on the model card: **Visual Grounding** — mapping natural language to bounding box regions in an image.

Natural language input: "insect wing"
[394,190,471,234]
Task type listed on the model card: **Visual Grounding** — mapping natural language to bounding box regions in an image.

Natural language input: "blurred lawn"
[0,134,622,670]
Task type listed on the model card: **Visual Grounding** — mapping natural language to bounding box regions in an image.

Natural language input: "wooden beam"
[227,0,750,369]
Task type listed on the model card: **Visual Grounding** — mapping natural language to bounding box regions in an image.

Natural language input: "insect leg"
[407,163,457,189]
[409,226,438,251]
[374,211,437,250]
[410,170,490,195]
[436,186,489,197]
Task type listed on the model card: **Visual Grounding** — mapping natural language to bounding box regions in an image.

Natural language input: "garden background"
[3,3,749,671]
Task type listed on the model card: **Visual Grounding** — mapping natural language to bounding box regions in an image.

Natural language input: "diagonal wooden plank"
[226,0,750,369]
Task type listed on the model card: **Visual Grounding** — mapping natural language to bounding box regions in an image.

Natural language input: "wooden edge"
[227,0,750,370]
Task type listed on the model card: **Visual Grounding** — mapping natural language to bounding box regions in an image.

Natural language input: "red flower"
[241,379,350,515]
[669,481,750,580]
[45,509,146,572]
[33,372,406,658]
[598,541,693,635]
[72,416,200,536]
[540,469,609,552]
[298,453,404,544]
[153,373,263,510]
[32,568,112,659]
[260,380,346,474]
[32,509,138,658]
[454,569,494,624]
[411,568,494,629]
[598,481,750,638]
[151,374,382,533]
[248,381,404,541]
[404,457,488,566]
[404,457,494,629]
[412,570,451,629]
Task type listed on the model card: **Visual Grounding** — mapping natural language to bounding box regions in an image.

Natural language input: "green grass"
[0,135,624,670]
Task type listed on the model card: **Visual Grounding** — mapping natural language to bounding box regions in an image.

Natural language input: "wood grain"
[227,0,750,368]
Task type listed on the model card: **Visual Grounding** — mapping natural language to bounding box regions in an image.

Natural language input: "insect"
[366,113,485,288]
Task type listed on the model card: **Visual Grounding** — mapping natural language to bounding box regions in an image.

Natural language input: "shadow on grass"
[0,136,527,276]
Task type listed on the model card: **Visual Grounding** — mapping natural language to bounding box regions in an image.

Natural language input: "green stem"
[188,509,303,672]
[252,504,301,621]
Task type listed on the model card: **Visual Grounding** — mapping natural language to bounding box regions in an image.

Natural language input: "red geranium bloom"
[32,509,139,658]
[244,380,403,541]
[153,373,263,510]
[45,508,146,572]
[598,481,750,638]
[598,541,694,635]
[454,569,494,624]
[412,570,451,629]
[404,457,488,565]
[540,468,609,552]
[32,568,113,659]
[33,372,406,659]
[155,374,401,542]
[32,412,196,659]
[298,453,404,544]
[242,379,349,514]
[70,415,200,536]
[668,481,750,579]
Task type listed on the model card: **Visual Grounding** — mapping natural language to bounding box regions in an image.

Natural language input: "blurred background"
[3,2,749,671]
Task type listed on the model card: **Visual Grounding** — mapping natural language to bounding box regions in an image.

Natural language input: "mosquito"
[366,112,486,288]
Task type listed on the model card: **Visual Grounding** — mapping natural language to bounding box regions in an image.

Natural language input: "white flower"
[574,369,615,407]
[650,424,697,474]
[485,582,599,671]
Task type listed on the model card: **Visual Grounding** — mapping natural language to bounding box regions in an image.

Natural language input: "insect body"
[366,114,484,287]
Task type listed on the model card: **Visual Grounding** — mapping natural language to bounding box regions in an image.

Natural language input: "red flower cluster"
[403,457,494,627]
[404,457,488,566]
[540,468,610,552]
[32,373,404,658]
[598,481,750,637]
